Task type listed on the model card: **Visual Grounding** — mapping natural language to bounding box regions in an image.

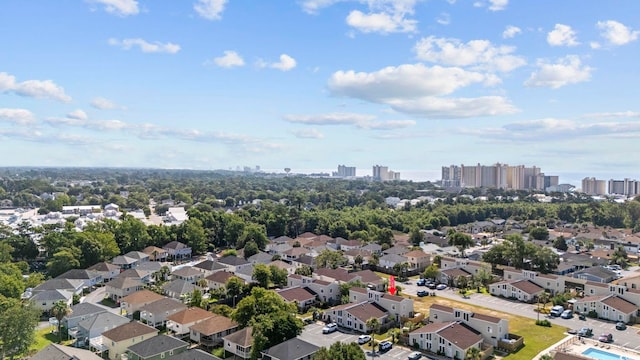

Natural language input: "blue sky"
[1,0,639,184]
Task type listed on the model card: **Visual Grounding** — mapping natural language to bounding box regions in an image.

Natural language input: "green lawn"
[28,326,75,356]
[412,294,568,360]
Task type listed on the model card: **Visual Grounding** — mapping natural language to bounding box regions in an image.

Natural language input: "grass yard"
[412,295,568,360]
[27,326,75,356]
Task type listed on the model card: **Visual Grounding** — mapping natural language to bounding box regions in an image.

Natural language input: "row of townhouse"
[438,256,492,285]
[408,304,509,359]
[490,267,640,323]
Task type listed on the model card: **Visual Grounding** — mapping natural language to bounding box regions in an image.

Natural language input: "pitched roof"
[33,278,83,292]
[315,268,356,282]
[223,326,253,347]
[509,279,544,294]
[601,295,637,314]
[404,250,429,258]
[261,337,319,360]
[218,255,250,266]
[206,271,236,284]
[441,268,471,278]
[352,270,383,283]
[57,269,101,280]
[142,246,166,255]
[140,298,187,314]
[247,251,274,264]
[553,351,593,360]
[88,261,120,272]
[437,322,483,350]
[410,321,455,334]
[471,312,502,324]
[31,289,73,301]
[124,251,149,260]
[276,287,317,303]
[283,247,309,257]
[67,302,108,319]
[111,255,137,265]
[118,269,149,279]
[172,266,202,277]
[345,302,387,322]
[102,321,157,342]
[269,260,295,270]
[163,241,189,250]
[189,315,238,336]
[78,312,129,332]
[30,343,103,360]
[107,276,142,290]
[167,307,215,324]
[171,349,223,360]
[127,334,188,358]
[162,279,198,295]
[193,259,227,271]
[121,289,165,305]
[430,303,454,313]
[574,266,617,279]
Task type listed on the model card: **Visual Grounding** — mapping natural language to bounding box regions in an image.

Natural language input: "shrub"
[535,319,552,327]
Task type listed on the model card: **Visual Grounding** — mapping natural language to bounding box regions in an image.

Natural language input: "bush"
[536,319,552,327]
[588,310,598,318]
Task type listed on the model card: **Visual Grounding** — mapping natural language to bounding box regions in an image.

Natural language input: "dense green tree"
[252,264,271,288]
[316,249,348,269]
[0,299,39,359]
[423,264,440,281]
[313,342,366,360]
[51,300,72,343]
[409,227,423,245]
[243,241,259,259]
[226,277,245,298]
[611,246,628,268]
[448,230,474,256]
[552,236,568,251]
[294,265,313,277]
[47,248,81,277]
[269,265,288,288]
[180,218,207,255]
[238,223,268,250]
[529,227,549,241]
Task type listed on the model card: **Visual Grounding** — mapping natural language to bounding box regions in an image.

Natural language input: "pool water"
[582,347,628,360]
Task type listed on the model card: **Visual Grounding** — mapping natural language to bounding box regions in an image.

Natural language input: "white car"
[358,334,372,344]
[322,323,338,334]
[436,284,447,290]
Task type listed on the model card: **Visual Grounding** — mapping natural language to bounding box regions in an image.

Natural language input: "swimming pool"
[582,347,629,360]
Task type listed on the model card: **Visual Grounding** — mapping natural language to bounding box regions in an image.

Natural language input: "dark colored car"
[416,278,426,286]
[615,322,627,330]
[417,290,429,297]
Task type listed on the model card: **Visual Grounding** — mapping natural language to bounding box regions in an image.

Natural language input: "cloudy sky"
[1,0,638,183]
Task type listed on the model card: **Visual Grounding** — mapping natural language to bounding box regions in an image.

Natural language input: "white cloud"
[213,51,245,68]
[292,128,325,139]
[547,24,579,47]
[284,112,416,129]
[194,0,227,21]
[414,36,526,72]
[0,72,71,102]
[300,0,343,14]
[590,41,601,49]
[525,55,593,89]
[582,111,640,119]
[89,0,139,16]
[597,20,639,46]
[108,38,181,54]
[360,119,416,129]
[0,108,36,126]
[386,96,518,118]
[67,109,88,120]
[436,13,450,26]
[346,9,417,33]
[91,97,124,110]
[502,25,521,39]
[270,54,297,71]
[488,0,508,11]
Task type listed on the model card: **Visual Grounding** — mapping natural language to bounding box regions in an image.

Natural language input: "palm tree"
[366,317,380,358]
[465,347,482,360]
[50,300,72,343]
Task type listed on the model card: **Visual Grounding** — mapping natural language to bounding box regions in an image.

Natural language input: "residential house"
[192,259,227,276]
[378,253,407,270]
[344,249,372,267]
[223,327,253,360]
[172,267,205,283]
[383,245,410,256]
[488,279,544,303]
[217,256,251,273]
[267,243,293,256]
[349,287,414,323]
[140,298,187,328]
[166,307,216,338]
[88,262,121,283]
[615,273,640,290]
[30,289,73,312]
[572,267,618,283]
[74,312,130,346]
[142,246,168,262]
[408,321,483,359]
[352,270,386,291]
[439,268,472,286]
[171,349,223,360]
[269,260,297,275]
[439,257,492,276]
[233,264,255,283]
[337,239,362,251]
[206,271,237,291]
[189,314,238,347]
[574,294,637,323]
[291,255,316,270]
[307,279,340,304]
[163,241,192,260]
[63,303,108,330]
[162,279,202,301]
[428,304,509,346]
[325,301,388,333]
[124,251,150,264]
[281,247,309,261]
[403,250,431,271]
[361,243,382,254]
[111,255,139,270]
[118,269,153,284]
[32,278,84,296]
[261,338,319,360]
[102,321,158,360]
[126,334,189,360]
[247,251,274,265]
[30,343,102,360]
[276,286,317,312]
[120,290,165,318]
[57,269,103,288]
[106,277,144,302]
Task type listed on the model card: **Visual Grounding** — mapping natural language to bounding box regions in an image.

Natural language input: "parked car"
[578,313,586,320]
[322,323,338,334]
[598,333,613,343]
[416,278,426,286]
[436,284,447,290]
[560,309,573,319]
[426,282,437,289]
[358,335,372,344]
[408,352,422,360]
[379,341,393,352]
[417,290,429,297]
[550,305,564,317]
[615,322,627,330]
[577,327,593,337]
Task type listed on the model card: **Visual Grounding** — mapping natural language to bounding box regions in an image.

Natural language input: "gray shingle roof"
[78,312,129,332]
[30,343,102,360]
[261,337,319,360]
[67,302,108,319]
[126,334,188,358]
[171,349,223,360]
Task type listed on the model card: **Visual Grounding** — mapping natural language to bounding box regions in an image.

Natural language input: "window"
[488,327,492,333]
[161,353,165,359]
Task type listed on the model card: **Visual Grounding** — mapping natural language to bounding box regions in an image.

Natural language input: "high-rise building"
[582,177,607,195]
[335,165,356,177]
[608,178,639,196]
[442,162,557,190]
[441,165,461,187]
[372,165,399,181]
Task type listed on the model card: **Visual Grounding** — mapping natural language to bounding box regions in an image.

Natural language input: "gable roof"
[404,250,429,258]
[78,312,129,332]
[601,295,637,314]
[261,337,319,360]
[410,321,455,334]
[140,298,187,314]
[121,290,165,305]
[30,343,102,360]
[437,322,483,350]
[102,321,157,342]
[276,286,317,303]
[172,266,202,277]
[107,276,143,290]
[33,278,84,292]
[218,255,250,266]
[31,289,73,302]
[206,271,236,284]
[351,270,384,283]
[127,334,188,358]
[441,268,471,278]
[346,302,387,322]
[509,279,544,294]
[171,349,223,360]
[162,279,198,295]
[247,251,274,264]
[189,315,238,336]
[111,255,137,265]
[193,259,227,271]
[315,268,355,282]
[67,302,108,319]
[57,269,101,280]
[223,326,253,347]
[167,307,215,324]
[88,261,120,272]
[163,241,190,250]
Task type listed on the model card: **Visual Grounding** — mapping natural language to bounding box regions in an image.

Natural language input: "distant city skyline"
[1,1,639,179]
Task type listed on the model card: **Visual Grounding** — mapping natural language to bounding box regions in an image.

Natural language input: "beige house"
[102,321,158,360]
[403,250,431,271]
[488,279,544,303]
[429,304,509,347]
[349,287,414,322]
[223,327,253,359]
[139,298,187,328]
[574,294,637,323]
[408,321,483,359]
[105,277,143,303]
[189,314,238,347]
[166,307,216,338]
[119,290,165,317]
